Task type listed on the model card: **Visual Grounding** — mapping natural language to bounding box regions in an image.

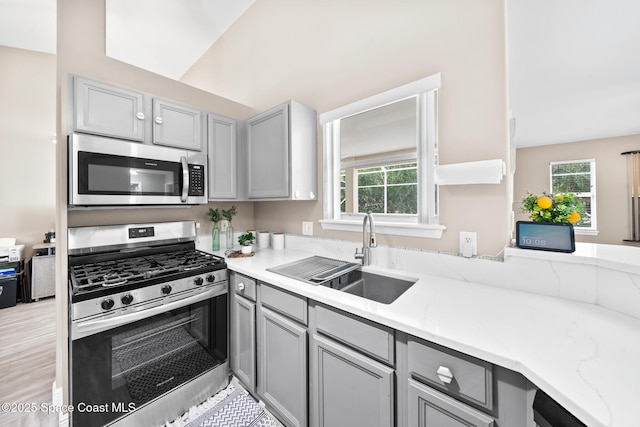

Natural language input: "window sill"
[319,219,446,238]
[575,228,599,236]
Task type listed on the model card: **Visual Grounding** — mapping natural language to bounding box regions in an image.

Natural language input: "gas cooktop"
[69,243,226,302]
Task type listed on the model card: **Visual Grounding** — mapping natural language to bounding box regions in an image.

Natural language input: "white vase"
[241,245,252,254]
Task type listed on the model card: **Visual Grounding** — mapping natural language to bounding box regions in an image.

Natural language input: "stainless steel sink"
[267,256,417,304]
[338,271,417,304]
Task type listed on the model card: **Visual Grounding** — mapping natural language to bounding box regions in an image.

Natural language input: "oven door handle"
[181,156,189,203]
[72,286,226,340]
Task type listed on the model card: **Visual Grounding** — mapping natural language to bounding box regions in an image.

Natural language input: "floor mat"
[165,380,282,427]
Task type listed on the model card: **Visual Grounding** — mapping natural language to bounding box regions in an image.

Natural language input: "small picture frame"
[515,221,575,253]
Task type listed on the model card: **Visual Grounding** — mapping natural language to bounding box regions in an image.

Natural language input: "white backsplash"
[198,231,640,320]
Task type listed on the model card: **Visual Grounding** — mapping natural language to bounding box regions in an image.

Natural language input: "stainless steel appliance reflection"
[68,221,228,427]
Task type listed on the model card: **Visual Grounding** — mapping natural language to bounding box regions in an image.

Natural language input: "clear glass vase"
[212,222,220,251]
[226,222,234,249]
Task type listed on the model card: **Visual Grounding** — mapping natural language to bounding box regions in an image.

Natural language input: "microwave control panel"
[188,164,205,196]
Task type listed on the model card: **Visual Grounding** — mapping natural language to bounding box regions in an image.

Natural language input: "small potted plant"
[238,231,255,254]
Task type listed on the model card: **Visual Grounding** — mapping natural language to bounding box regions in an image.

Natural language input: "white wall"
[0,46,56,258]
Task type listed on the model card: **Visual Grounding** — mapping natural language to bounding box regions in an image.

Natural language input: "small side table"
[31,243,56,301]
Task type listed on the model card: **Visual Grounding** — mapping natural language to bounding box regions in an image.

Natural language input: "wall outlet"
[302,221,314,236]
[220,220,229,232]
[195,222,201,229]
[460,231,477,258]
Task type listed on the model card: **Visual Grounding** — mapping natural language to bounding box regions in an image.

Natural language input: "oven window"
[78,151,182,196]
[71,296,227,426]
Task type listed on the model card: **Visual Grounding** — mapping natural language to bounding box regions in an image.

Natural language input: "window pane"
[358,170,384,186]
[387,167,417,185]
[576,196,592,228]
[551,163,590,174]
[358,187,384,213]
[552,174,591,193]
[388,184,417,214]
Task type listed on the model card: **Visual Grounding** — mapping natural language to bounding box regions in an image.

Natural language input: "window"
[319,74,444,238]
[345,162,418,214]
[550,159,596,232]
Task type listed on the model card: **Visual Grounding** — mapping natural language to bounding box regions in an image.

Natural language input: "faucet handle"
[354,247,364,260]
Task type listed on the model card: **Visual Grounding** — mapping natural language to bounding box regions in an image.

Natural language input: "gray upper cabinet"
[152,98,204,151]
[74,76,146,142]
[246,100,317,200]
[208,113,238,199]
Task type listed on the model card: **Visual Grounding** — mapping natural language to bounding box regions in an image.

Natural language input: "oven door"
[70,293,227,427]
[68,133,207,206]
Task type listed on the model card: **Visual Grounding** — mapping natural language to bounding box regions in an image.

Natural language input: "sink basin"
[338,271,417,304]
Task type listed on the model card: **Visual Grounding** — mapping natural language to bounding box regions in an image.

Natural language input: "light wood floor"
[0,298,57,427]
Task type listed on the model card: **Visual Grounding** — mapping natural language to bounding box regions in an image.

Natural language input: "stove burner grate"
[69,248,223,292]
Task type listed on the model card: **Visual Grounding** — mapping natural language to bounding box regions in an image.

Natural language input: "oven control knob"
[121,294,134,305]
[101,298,115,310]
[194,276,204,286]
[206,274,216,283]
[161,285,172,295]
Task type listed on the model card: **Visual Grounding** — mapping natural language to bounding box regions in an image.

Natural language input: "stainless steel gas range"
[68,221,229,427]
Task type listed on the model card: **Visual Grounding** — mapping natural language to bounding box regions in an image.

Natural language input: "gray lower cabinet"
[408,378,494,427]
[257,306,307,427]
[152,98,204,151]
[309,333,394,427]
[229,272,257,393]
[74,76,146,141]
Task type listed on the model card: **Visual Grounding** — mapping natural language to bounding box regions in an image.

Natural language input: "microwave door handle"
[180,156,189,202]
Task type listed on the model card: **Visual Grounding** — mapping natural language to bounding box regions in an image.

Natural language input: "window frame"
[549,159,597,234]
[319,74,445,238]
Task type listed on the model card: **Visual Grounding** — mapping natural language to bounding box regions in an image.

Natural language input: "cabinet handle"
[136,112,145,120]
[436,366,454,384]
[237,282,245,292]
[155,116,164,124]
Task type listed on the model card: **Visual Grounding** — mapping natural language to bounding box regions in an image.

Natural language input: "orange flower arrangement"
[522,192,583,224]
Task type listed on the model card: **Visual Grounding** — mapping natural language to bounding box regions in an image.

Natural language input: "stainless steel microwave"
[68,133,207,206]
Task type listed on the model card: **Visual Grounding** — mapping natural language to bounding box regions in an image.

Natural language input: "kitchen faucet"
[355,212,377,265]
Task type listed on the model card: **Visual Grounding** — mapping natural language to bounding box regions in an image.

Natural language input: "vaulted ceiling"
[2,0,638,148]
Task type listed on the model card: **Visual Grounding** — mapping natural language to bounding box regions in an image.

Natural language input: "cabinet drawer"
[408,337,493,411]
[260,283,307,325]
[314,304,394,365]
[230,272,257,301]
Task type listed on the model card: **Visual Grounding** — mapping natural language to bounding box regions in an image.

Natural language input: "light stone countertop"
[205,244,640,427]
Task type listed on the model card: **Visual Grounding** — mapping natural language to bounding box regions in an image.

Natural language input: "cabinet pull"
[136,112,145,120]
[436,366,454,384]
[155,116,163,124]
[237,282,245,292]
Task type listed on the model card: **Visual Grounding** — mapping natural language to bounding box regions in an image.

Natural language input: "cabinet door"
[230,292,256,392]
[310,334,394,427]
[258,306,307,427]
[408,379,494,427]
[74,76,145,141]
[246,103,290,198]
[153,98,203,151]
[208,114,237,199]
